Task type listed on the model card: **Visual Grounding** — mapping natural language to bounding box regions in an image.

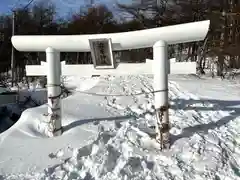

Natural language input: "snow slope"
[0,75,240,180]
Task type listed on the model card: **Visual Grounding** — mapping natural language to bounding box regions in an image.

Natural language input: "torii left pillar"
[153,40,170,149]
[46,47,62,137]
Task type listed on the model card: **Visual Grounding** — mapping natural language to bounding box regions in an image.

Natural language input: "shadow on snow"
[170,98,240,144]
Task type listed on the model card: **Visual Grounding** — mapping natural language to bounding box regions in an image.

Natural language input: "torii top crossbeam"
[11,20,210,52]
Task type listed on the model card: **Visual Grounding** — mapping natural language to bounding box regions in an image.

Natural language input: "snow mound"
[1,75,240,180]
[63,76,100,91]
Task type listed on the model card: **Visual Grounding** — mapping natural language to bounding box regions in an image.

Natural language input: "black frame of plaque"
[89,38,115,69]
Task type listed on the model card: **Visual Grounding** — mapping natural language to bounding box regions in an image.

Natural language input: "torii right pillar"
[153,40,170,150]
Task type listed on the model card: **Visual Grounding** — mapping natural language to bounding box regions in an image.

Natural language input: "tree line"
[0,0,240,82]
[119,0,240,75]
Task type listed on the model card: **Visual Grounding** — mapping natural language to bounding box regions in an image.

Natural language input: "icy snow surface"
[0,75,240,180]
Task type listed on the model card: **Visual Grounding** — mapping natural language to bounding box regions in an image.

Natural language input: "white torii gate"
[11,20,210,148]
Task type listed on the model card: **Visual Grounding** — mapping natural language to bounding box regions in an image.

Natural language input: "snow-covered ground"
[0,75,239,180]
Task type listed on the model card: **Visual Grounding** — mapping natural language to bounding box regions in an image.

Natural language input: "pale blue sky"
[0,0,131,16]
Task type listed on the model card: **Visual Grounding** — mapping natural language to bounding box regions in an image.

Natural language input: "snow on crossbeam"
[11,20,209,52]
[26,60,196,76]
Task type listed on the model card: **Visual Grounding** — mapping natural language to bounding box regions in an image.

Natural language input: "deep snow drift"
[0,75,240,180]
